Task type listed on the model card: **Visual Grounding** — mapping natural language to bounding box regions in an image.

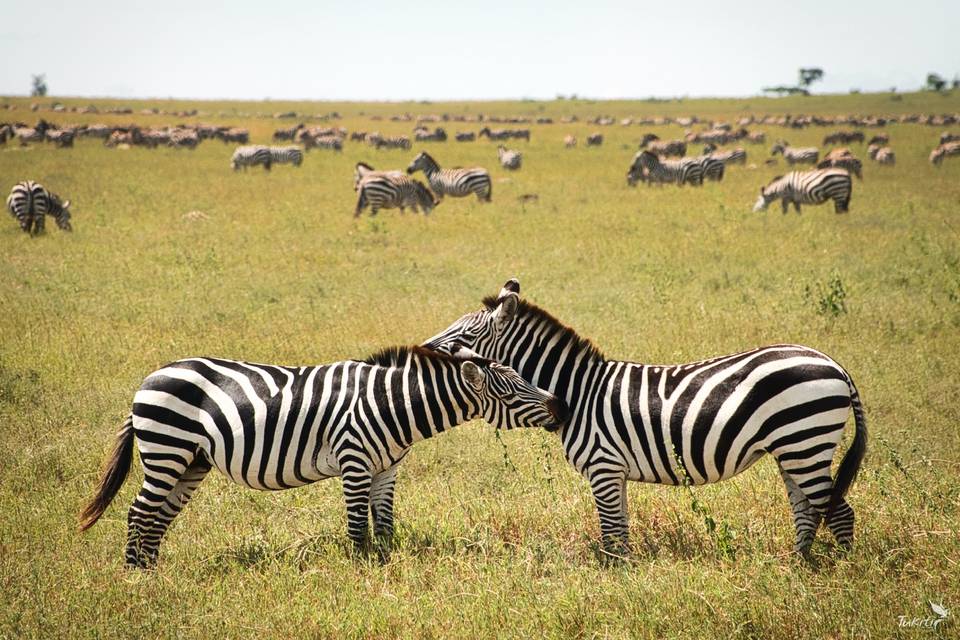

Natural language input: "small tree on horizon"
[31,74,48,97]
[926,73,947,92]
[798,68,824,90]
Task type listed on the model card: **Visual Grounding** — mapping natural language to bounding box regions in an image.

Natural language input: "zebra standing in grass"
[231,145,272,171]
[627,150,703,187]
[703,143,747,166]
[355,173,438,217]
[269,146,303,167]
[930,141,960,166]
[497,145,522,170]
[868,144,895,165]
[693,154,725,182]
[818,149,862,180]
[422,280,866,558]
[78,346,568,567]
[6,181,73,235]
[407,151,492,202]
[753,168,852,214]
[771,141,820,165]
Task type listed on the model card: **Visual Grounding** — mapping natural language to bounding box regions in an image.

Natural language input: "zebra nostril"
[547,397,569,424]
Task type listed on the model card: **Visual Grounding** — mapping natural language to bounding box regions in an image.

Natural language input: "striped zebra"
[703,144,747,165]
[353,161,404,191]
[818,149,863,180]
[231,145,272,171]
[455,131,476,142]
[930,141,960,166]
[627,150,703,187]
[269,146,303,167]
[497,145,522,170]
[372,135,412,150]
[639,134,687,157]
[355,173,438,217]
[406,151,492,202]
[422,280,867,557]
[771,141,820,165]
[563,135,577,148]
[78,346,568,567]
[586,133,604,147]
[6,180,73,235]
[753,168,852,214]
[823,131,865,146]
[939,132,960,145]
[868,144,895,165]
[478,127,511,141]
[693,154,725,182]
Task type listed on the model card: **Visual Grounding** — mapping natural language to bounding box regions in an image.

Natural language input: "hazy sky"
[2,0,957,101]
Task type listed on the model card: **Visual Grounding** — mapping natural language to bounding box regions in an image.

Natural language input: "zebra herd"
[80,278,867,566]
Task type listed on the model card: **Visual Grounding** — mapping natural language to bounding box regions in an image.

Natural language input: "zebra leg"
[354,192,367,218]
[140,457,212,566]
[340,463,374,551]
[370,465,399,546]
[794,202,802,214]
[781,199,789,215]
[33,214,46,235]
[777,461,830,556]
[588,468,630,559]
[825,498,855,550]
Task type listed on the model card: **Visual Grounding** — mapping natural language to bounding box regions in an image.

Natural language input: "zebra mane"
[362,345,492,368]
[480,296,606,362]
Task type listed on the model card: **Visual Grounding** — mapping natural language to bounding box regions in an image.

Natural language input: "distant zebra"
[455,131,476,142]
[478,127,511,141]
[823,131,865,146]
[818,149,863,180]
[867,144,895,165]
[407,151,492,202]
[77,346,568,567]
[563,135,577,148]
[930,141,960,166]
[231,145,272,171]
[703,143,747,165]
[415,127,447,142]
[497,145,522,170]
[45,129,75,148]
[866,134,889,147]
[753,168,852,214]
[353,161,404,191]
[771,141,819,165]
[586,133,604,146]
[640,135,687,158]
[269,146,303,167]
[627,150,703,187]
[939,132,960,145]
[6,180,73,235]
[374,135,412,150]
[355,173,437,217]
[305,135,343,151]
[169,129,200,149]
[693,154,725,181]
[217,128,250,144]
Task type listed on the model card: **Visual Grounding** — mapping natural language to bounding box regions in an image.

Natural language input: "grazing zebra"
[939,132,960,145]
[693,154,725,182]
[478,127,511,141]
[642,138,687,158]
[304,135,343,151]
[169,129,200,149]
[822,131,865,146]
[355,173,437,217]
[866,134,889,147]
[353,161,405,191]
[407,151,492,202]
[627,150,703,187]
[77,346,568,567]
[273,124,304,141]
[414,127,447,142]
[586,133,603,146]
[373,135,412,150]
[868,144,895,165]
[455,131,476,142]
[818,149,862,180]
[497,145,522,170]
[217,127,250,144]
[771,141,820,165]
[6,180,72,234]
[45,129,75,148]
[230,145,272,171]
[422,279,867,557]
[703,144,747,165]
[269,146,303,167]
[753,168,852,214]
[930,141,960,166]
[564,135,577,148]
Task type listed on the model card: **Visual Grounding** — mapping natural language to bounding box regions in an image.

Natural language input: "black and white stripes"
[354,165,437,217]
[753,168,853,214]
[627,150,703,186]
[407,151,492,202]
[78,347,567,567]
[6,181,73,234]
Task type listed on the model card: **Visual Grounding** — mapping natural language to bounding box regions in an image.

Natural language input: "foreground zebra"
[753,168,852,214]
[6,181,73,234]
[422,280,867,557]
[355,172,437,217]
[407,151,492,202]
[497,145,522,170]
[231,145,272,171]
[627,150,703,187]
[771,141,820,165]
[78,346,567,567]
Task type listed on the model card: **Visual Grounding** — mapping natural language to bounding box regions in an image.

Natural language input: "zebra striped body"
[455,131,476,142]
[407,151,492,202]
[823,131,865,146]
[771,142,820,165]
[231,145,272,171]
[422,281,866,556]
[586,133,604,147]
[930,141,960,165]
[371,134,412,150]
[6,180,72,234]
[693,155,725,181]
[563,135,577,148]
[78,347,567,567]
[355,172,437,217]
[269,146,303,167]
[627,150,703,187]
[703,144,747,165]
[754,168,852,214]
[940,132,960,145]
[305,135,343,151]
[497,145,522,170]
[868,144,895,165]
[818,149,863,180]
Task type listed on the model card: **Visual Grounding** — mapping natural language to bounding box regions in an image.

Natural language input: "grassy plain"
[2,91,959,639]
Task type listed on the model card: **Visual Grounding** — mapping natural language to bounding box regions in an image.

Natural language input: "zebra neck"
[402,356,476,445]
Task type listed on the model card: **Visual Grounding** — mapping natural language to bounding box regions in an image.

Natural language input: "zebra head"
[423,278,521,361]
[406,151,432,175]
[753,179,780,212]
[770,141,787,156]
[457,350,568,432]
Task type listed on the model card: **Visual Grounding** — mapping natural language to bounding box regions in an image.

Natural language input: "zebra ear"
[494,293,518,332]
[450,345,482,360]
[460,361,486,390]
[63,200,71,209]
[497,278,520,299]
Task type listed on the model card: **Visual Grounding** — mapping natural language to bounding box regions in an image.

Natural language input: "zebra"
[868,144,895,165]
[771,141,820,165]
[414,127,447,142]
[478,127,511,141]
[422,279,867,558]
[818,149,863,180]
[930,141,960,166]
[639,134,686,157]
[353,161,405,191]
[455,131,476,142]
[231,145,272,171]
[216,128,250,144]
[693,154,725,182]
[6,180,73,235]
[305,135,343,151]
[703,143,747,165]
[753,168,852,214]
[586,133,603,146]
[355,173,438,217]
[77,346,568,567]
[406,151,492,202]
[269,145,303,167]
[45,129,75,148]
[626,150,703,187]
[497,145,522,170]
[372,135,412,150]
[939,132,960,145]
[822,131,865,146]
[866,134,889,147]
[563,135,577,148]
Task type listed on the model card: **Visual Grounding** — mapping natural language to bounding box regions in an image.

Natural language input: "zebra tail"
[78,415,135,531]
[826,378,868,519]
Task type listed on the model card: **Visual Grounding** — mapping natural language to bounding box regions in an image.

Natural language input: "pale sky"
[2,0,956,101]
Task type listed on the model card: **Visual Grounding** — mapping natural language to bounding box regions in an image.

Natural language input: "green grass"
[2,91,959,639]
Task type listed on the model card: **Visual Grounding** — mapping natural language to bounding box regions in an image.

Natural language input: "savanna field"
[2,92,959,639]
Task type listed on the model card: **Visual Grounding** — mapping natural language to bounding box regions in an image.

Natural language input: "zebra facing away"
[407,151,492,202]
[78,346,568,567]
[627,150,703,187]
[422,280,867,558]
[771,141,820,165]
[355,173,438,217]
[231,145,272,171]
[6,180,73,234]
[754,168,852,214]
[497,145,522,170]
